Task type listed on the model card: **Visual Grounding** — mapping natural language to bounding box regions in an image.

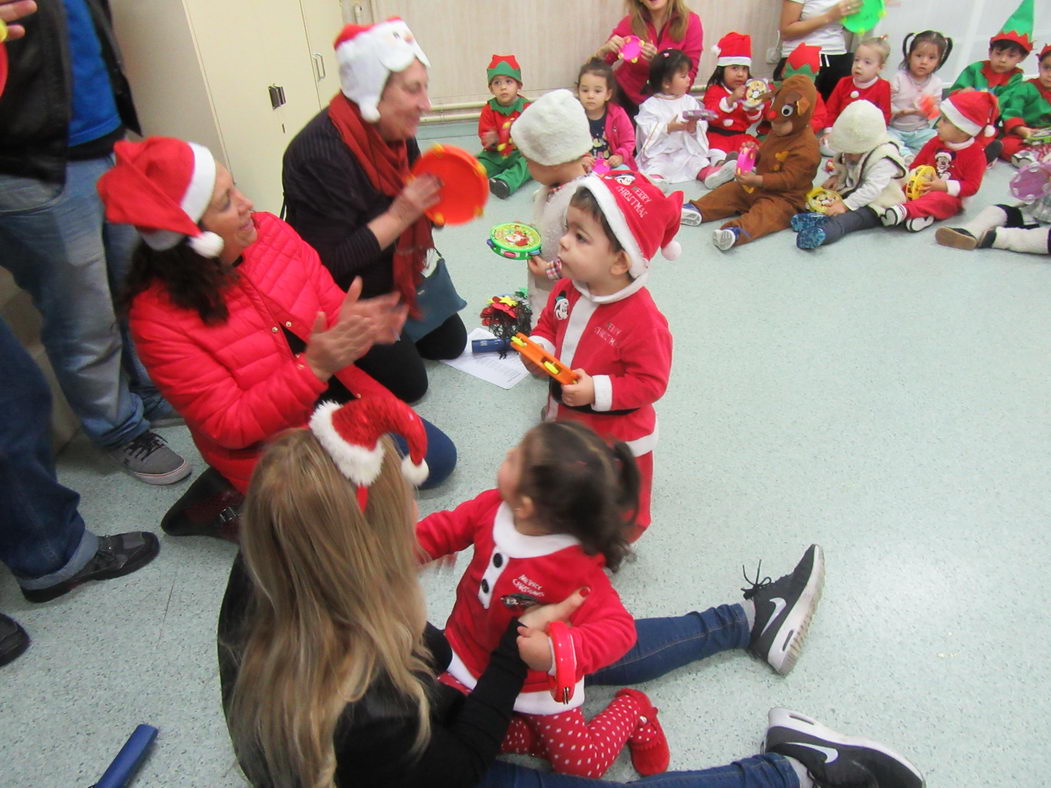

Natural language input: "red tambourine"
[547,620,576,704]
[410,143,489,226]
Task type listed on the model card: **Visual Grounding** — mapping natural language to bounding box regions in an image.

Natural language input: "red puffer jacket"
[130,212,391,492]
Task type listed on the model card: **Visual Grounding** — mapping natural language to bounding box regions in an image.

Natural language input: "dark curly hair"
[516,421,638,571]
[645,48,692,96]
[122,240,238,324]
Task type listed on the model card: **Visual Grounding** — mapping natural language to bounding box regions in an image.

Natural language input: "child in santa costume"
[793,100,907,248]
[477,55,532,199]
[997,43,1051,166]
[527,172,677,540]
[699,32,766,189]
[416,421,669,778]
[949,0,1031,98]
[511,89,593,321]
[880,90,999,233]
[822,36,892,155]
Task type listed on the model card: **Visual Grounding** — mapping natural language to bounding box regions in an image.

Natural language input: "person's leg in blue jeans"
[393,417,457,489]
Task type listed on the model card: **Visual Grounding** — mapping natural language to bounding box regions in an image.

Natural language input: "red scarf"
[327,94,433,315]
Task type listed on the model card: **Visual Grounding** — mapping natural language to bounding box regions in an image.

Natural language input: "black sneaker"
[21,532,160,603]
[489,177,512,199]
[0,614,30,667]
[764,708,925,787]
[109,431,191,485]
[743,544,824,675]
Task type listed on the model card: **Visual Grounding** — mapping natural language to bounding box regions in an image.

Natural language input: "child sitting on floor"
[949,0,1031,97]
[822,36,893,155]
[635,48,713,186]
[417,421,669,779]
[880,90,999,233]
[793,100,907,248]
[577,58,637,171]
[998,43,1051,166]
[511,89,593,319]
[527,172,678,541]
[477,55,532,199]
[889,30,954,158]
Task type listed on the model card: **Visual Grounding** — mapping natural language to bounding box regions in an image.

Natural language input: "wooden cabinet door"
[298,0,349,107]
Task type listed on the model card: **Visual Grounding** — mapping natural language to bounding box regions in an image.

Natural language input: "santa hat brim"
[310,401,385,486]
[941,99,983,137]
[577,180,647,277]
[717,56,752,67]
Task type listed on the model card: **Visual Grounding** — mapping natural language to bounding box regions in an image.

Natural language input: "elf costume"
[949,0,1032,96]
[998,44,1051,162]
[704,33,763,156]
[756,45,828,139]
[477,55,532,196]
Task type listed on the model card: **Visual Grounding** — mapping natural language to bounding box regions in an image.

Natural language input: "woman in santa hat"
[97,136,458,540]
[282,18,467,406]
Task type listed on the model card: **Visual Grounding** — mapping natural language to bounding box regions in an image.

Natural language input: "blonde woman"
[219,398,924,788]
[595,0,703,116]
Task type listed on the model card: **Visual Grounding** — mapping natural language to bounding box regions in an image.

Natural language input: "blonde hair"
[858,35,891,66]
[626,0,689,42]
[227,430,432,788]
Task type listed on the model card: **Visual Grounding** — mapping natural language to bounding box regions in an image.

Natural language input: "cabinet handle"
[268,84,286,109]
[312,53,326,81]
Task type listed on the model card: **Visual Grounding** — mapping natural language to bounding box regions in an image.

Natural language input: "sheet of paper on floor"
[440,327,529,389]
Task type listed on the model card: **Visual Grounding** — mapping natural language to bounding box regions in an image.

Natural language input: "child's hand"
[608,154,624,168]
[481,130,498,147]
[527,254,548,277]
[920,177,948,194]
[821,176,838,190]
[684,118,699,134]
[735,170,763,189]
[1017,126,1035,140]
[582,153,596,172]
[826,200,848,216]
[561,370,595,407]
[521,354,545,377]
[731,84,747,102]
[515,626,554,672]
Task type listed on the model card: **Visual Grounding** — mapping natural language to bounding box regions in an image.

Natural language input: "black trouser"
[773,51,854,100]
[354,313,467,403]
[818,206,882,245]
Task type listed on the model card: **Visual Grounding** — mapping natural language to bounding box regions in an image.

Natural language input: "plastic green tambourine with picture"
[842,0,885,33]
[487,222,542,260]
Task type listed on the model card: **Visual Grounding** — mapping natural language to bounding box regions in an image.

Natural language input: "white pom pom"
[360,101,381,123]
[711,44,721,56]
[401,454,429,486]
[662,240,682,261]
[189,231,224,258]
[984,124,996,138]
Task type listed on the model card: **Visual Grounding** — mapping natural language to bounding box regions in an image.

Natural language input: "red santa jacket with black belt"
[911,136,985,199]
[825,75,892,127]
[529,277,672,459]
[416,489,636,715]
[703,82,764,135]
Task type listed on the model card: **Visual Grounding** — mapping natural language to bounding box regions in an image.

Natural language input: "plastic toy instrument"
[1026,128,1051,145]
[488,222,542,259]
[805,186,843,214]
[681,108,719,122]
[547,621,576,703]
[1009,162,1051,202]
[737,140,759,193]
[741,79,770,110]
[91,724,159,788]
[510,333,578,385]
[917,93,939,120]
[592,157,611,175]
[842,0,886,34]
[619,35,643,63]
[905,165,936,201]
[410,144,489,226]
[0,18,8,98]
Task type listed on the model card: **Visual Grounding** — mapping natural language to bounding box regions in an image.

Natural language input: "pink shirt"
[603,12,703,107]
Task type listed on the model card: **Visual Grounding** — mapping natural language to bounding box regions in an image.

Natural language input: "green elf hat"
[487,54,523,85]
[783,43,822,81]
[991,0,1033,53]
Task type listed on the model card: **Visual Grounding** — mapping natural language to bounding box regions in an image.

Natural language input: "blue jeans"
[0,155,166,450]
[393,418,457,489]
[888,126,937,155]
[0,318,98,587]
[478,605,800,787]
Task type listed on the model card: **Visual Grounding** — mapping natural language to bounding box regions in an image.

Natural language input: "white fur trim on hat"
[577,178,647,277]
[511,89,591,166]
[140,141,218,252]
[401,453,429,486]
[940,98,981,138]
[309,401,385,486]
[335,19,430,123]
[717,55,751,67]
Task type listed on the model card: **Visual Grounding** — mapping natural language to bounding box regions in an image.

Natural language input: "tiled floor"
[2,124,1048,786]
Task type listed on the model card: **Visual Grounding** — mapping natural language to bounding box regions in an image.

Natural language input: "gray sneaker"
[680,204,703,226]
[109,431,191,485]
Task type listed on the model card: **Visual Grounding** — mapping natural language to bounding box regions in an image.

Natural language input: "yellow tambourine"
[905,165,936,201]
[805,186,842,214]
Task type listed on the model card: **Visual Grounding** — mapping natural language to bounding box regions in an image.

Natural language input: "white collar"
[853,75,878,89]
[572,271,648,305]
[492,502,580,558]
[944,137,975,151]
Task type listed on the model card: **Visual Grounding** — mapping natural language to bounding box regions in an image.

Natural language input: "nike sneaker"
[764,708,925,787]
[742,544,824,675]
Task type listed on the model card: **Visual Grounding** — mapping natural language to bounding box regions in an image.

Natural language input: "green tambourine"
[487,222,542,260]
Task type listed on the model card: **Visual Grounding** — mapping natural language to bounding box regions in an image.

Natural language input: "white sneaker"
[1011,149,1037,169]
[880,205,906,227]
[703,159,738,189]
[680,204,703,226]
[712,227,739,251]
[905,215,934,233]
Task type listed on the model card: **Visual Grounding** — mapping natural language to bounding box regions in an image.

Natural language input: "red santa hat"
[575,172,683,279]
[309,396,429,511]
[941,90,1000,139]
[334,17,430,123]
[713,32,752,68]
[96,137,223,257]
[1038,43,1051,61]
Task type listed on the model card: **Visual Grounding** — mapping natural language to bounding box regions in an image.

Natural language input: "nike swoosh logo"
[760,597,787,637]
[791,742,839,764]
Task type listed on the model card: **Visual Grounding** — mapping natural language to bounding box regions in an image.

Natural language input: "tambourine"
[905,165,936,201]
[805,186,843,214]
[741,79,770,110]
[488,222,542,259]
[547,621,576,704]
[410,144,489,226]
[1010,162,1051,202]
[737,140,759,193]
[619,35,643,63]
[1026,128,1051,146]
[843,0,886,34]
[0,19,8,99]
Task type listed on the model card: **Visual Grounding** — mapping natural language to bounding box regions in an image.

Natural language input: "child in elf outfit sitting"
[880,90,999,233]
[998,43,1051,166]
[477,55,532,199]
[511,89,593,320]
[793,100,907,249]
[526,172,679,542]
[949,0,1031,97]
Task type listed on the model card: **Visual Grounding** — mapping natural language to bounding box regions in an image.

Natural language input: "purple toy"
[1009,162,1051,202]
